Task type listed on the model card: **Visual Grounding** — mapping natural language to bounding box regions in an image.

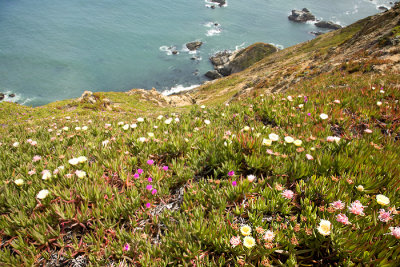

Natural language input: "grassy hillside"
[1,5,400,267]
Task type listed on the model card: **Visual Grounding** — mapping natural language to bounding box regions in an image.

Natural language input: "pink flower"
[230,236,241,247]
[53,169,59,175]
[389,227,400,239]
[364,129,373,134]
[162,166,169,171]
[151,189,157,195]
[32,155,41,162]
[145,202,151,208]
[228,171,235,177]
[232,181,237,186]
[336,214,351,225]
[378,209,392,223]
[282,190,294,200]
[30,141,37,146]
[307,113,311,116]
[348,200,365,216]
[330,200,345,210]
[123,243,130,251]
[146,185,153,191]
[133,173,139,179]
[147,160,154,165]
[28,170,36,175]
[148,177,153,182]
[305,154,314,160]
[137,169,143,174]
[266,149,274,155]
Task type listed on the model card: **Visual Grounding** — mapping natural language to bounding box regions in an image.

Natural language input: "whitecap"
[162,84,200,96]
[235,42,246,50]
[0,90,33,105]
[206,28,222,36]
[159,45,176,56]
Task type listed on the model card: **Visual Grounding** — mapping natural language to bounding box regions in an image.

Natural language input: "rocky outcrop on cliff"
[315,21,342,30]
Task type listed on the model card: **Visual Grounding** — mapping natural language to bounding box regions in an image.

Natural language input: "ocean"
[0,0,393,106]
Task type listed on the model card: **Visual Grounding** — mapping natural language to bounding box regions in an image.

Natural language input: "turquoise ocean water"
[0,0,393,106]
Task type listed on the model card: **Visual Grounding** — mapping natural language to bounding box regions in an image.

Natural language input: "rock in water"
[9,93,15,98]
[210,50,232,67]
[211,0,226,7]
[186,41,203,51]
[288,8,316,22]
[205,70,223,80]
[315,21,342,30]
[378,6,389,11]
[0,93,4,101]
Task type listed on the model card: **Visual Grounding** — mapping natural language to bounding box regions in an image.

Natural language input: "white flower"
[75,127,81,131]
[247,175,256,182]
[14,179,24,186]
[380,90,385,94]
[65,116,71,120]
[320,113,329,120]
[317,219,331,236]
[37,189,50,199]
[240,225,252,236]
[42,170,52,180]
[57,166,65,171]
[334,100,341,104]
[63,127,69,131]
[75,170,86,179]
[82,126,88,131]
[122,124,129,130]
[68,158,79,165]
[287,96,293,101]
[175,118,180,122]
[118,121,124,126]
[243,126,250,131]
[377,101,382,106]
[137,117,144,122]
[130,123,137,129]
[243,236,256,248]
[293,140,302,146]
[102,140,110,147]
[200,105,206,109]
[269,133,279,142]
[165,118,172,124]
[138,137,146,142]
[356,185,364,192]
[13,142,19,147]
[298,104,304,108]
[204,119,210,125]
[157,115,163,120]
[262,139,272,146]
[147,132,155,138]
[284,136,294,143]
[376,194,390,206]
[77,156,87,163]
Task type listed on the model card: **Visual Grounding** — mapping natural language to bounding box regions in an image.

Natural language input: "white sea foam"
[159,45,176,55]
[235,42,246,50]
[0,90,33,105]
[204,0,228,8]
[269,43,284,50]
[162,84,200,96]
[206,28,222,36]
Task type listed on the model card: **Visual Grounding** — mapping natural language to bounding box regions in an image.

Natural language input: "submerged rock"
[186,41,203,51]
[288,8,316,22]
[315,21,342,30]
[310,31,324,36]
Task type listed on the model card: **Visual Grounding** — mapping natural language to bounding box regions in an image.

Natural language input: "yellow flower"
[293,140,302,146]
[376,194,390,206]
[243,236,256,248]
[262,139,272,146]
[240,225,252,236]
[317,219,331,236]
[14,179,24,186]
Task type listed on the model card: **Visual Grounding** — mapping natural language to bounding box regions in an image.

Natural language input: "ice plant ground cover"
[0,73,400,266]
